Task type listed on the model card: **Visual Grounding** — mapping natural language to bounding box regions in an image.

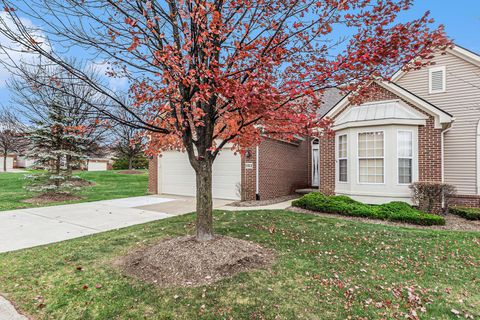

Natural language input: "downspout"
[477,120,480,195]
[441,123,453,209]
[441,124,453,183]
[256,146,260,200]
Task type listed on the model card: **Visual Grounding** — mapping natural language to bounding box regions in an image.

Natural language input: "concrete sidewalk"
[0,296,28,320]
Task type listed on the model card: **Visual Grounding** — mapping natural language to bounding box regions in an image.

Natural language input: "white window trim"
[357,130,386,185]
[337,134,348,183]
[397,130,414,185]
[428,66,446,94]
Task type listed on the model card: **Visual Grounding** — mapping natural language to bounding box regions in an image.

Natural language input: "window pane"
[339,159,347,182]
[358,132,384,183]
[398,131,412,158]
[359,159,384,183]
[399,158,412,184]
[338,135,347,159]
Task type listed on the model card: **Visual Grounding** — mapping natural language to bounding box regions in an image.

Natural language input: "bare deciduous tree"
[0,108,27,172]
[111,108,144,170]
[8,62,110,166]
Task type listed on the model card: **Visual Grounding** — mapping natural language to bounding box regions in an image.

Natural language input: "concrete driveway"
[0,195,232,253]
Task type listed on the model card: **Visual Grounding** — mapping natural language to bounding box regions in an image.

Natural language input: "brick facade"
[241,147,257,201]
[148,156,158,194]
[242,137,310,201]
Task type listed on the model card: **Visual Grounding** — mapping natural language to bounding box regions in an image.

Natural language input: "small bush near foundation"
[450,207,480,221]
[409,182,456,214]
[292,193,445,226]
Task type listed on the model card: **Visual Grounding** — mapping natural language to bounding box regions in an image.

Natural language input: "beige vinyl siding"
[396,52,480,195]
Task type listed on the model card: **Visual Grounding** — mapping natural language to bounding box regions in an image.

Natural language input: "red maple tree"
[0,0,449,241]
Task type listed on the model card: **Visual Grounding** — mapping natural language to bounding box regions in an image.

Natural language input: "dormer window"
[429,66,446,94]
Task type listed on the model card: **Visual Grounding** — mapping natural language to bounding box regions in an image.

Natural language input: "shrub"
[409,182,456,214]
[292,193,445,226]
[450,207,480,221]
[112,157,149,170]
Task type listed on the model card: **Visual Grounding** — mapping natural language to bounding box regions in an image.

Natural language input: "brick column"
[418,117,442,182]
[148,156,159,194]
[319,135,335,195]
[241,148,257,201]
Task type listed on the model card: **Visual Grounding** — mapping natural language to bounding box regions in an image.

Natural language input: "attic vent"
[429,66,446,93]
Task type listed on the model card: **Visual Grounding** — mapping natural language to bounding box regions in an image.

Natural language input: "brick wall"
[450,195,480,208]
[148,156,158,194]
[242,138,310,201]
[418,118,442,182]
[318,135,335,195]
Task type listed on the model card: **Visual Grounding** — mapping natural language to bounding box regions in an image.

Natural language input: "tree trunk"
[195,161,214,241]
[3,153,6,172]
[128,156,133,170]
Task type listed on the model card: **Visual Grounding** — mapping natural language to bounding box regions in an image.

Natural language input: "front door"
[312,141,320,187]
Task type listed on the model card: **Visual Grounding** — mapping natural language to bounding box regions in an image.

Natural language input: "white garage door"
[88,161,108,171]
[160,150,241,200]
[0,157,14,171]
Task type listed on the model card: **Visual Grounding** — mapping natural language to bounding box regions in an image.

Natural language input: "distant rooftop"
[316,87,345,118]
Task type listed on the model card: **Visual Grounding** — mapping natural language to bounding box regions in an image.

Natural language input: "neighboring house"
[320,45,480,207]
[16,156,36,169]
[148,89,344,201]
[0,154,16,171]
[86,158,112,171]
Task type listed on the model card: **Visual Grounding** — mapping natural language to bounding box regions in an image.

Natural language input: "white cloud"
[0,12,50,87]
[90,60,130,92]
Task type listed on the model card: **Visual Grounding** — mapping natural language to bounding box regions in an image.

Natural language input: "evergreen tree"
[25,101,90,195]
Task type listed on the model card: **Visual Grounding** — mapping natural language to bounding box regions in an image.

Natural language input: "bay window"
[358,132,384,183]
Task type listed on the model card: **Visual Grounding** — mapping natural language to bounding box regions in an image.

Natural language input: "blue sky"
[403,0,480,52]
[0,0,479,107]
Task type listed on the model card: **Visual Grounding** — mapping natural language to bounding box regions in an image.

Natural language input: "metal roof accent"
[333,100,428,130]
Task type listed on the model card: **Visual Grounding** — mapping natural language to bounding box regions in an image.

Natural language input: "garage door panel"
[161,151,241,200]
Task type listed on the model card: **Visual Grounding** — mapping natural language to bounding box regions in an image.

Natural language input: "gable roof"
[324,80,454,129]
[391,44,480,82]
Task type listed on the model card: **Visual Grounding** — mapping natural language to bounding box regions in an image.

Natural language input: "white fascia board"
[449,46,480,68]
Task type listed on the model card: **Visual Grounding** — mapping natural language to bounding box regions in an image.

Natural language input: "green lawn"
[0,210,478,319]
[0,170,148,211]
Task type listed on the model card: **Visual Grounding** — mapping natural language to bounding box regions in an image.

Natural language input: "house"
[149,45,480,207]
[148,89,343,201]
[86,158,112,171]
[0,154,16,171]
[320,45,480,207]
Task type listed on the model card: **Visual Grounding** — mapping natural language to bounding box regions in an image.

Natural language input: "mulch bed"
[229,194,299,207]
[115,235,276,288]
[117,170,145,175]
[70,179,95,187]
[22,193,83,204]
[290,207,480,232]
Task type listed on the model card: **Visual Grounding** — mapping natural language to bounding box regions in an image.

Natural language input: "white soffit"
[333,100,427,130]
